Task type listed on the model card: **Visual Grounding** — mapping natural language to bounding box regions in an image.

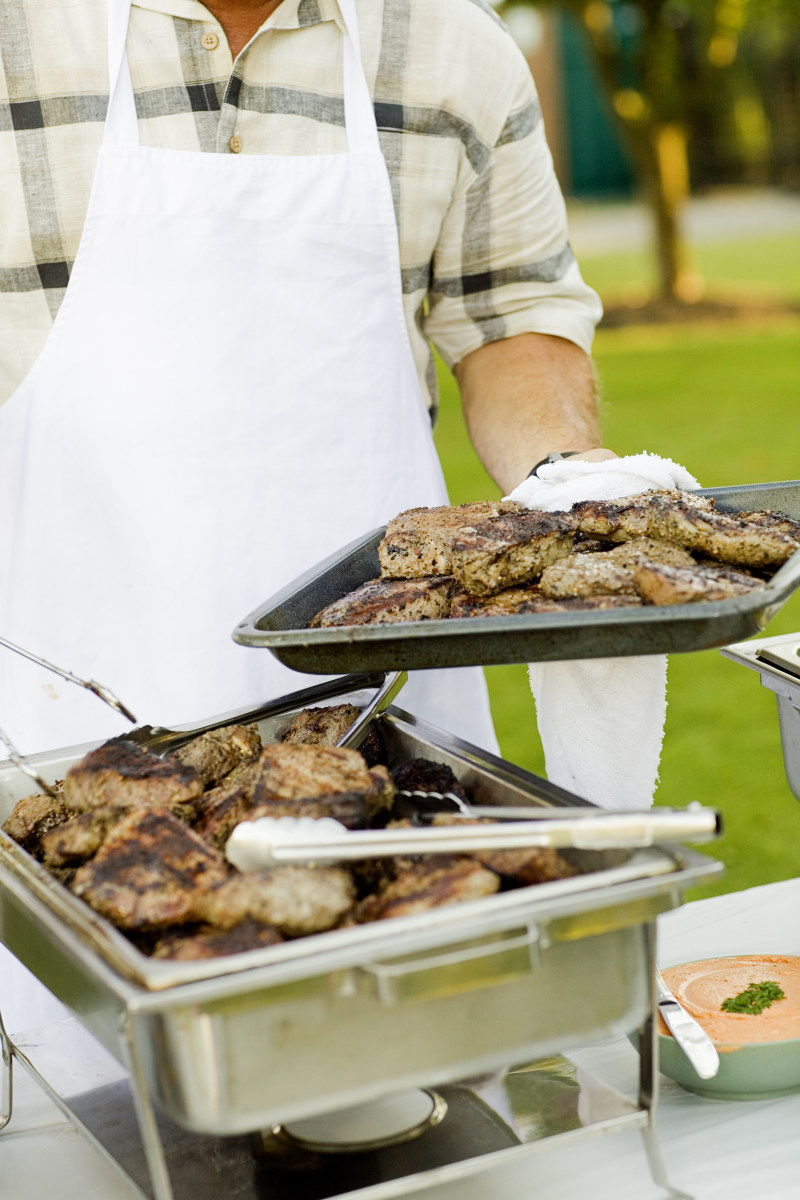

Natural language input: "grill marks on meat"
[309,575,456,627]
[378,501,521,579]
[63,737,203,817]
[631,561,766,605]
[251,743,394,826]
[41,807,126,868]
[448,510,577,596]
[70,807,230,931]
[354,855,501,922]
[151,920,284,961]
[281,704,361,746]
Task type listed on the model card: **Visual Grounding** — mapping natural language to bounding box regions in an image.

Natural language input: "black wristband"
[527,451,581,478]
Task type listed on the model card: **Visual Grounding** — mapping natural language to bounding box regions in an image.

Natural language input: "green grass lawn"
[433,228,800,901]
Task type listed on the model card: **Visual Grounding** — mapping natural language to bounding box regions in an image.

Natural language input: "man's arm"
[454,332,616,496]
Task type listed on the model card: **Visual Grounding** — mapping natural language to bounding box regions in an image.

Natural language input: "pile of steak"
[309,490,800,626]
[2,710,574,963]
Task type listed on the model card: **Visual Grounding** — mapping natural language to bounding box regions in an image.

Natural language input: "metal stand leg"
[0,1006,12,1132]
[119,1011,175,1200]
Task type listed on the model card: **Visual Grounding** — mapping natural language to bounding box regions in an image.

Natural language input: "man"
[0,0,611,758]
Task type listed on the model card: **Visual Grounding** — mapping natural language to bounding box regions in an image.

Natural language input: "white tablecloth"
[3,878,800,1200]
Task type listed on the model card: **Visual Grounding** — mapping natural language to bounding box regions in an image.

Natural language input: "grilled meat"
[63,737,203,817]
[280,703,382,765]
[250,743,394,826]
[2,790,75,857]
[310,575,456,627]
[41,807,125,867]
[539,537,696,599]
[378,501,521,579]
[736,508,800,538]
[572,491,798,570]
[171,723,262,787]
[354,855,500,922]
[151,919,284,960]
[448,510,577,596]
[195,867,355,937]
[192,759,263,849]
[631,560,765,605]
[450,586,643,617]
[389,758,470,811]
[70,807,229,931]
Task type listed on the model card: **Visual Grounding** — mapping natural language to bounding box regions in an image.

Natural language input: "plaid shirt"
[0,0,601,414]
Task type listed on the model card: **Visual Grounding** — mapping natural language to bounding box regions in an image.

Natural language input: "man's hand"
[454,332,615,495]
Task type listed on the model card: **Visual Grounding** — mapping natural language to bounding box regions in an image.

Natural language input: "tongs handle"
[0,636,136,723]
[226,807,722,870]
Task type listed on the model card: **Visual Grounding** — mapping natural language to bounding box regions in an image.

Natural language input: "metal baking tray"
[233,482,800,674]
[0,678,721,1135]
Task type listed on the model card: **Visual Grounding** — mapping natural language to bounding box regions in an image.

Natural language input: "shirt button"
[201,31,219,51]
[229,135,243,154]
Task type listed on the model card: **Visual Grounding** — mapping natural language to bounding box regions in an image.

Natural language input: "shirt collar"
[132,0,341,32]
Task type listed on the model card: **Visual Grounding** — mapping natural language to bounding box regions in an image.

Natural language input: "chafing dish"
[0,676,722,1200]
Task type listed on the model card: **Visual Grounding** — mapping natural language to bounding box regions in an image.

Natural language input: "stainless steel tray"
[233,482,800,673]
[0,679,722,1136]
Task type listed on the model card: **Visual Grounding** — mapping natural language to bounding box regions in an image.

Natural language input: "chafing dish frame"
[0,681,721,1200]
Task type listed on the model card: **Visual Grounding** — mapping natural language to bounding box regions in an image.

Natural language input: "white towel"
[504,453,701,810]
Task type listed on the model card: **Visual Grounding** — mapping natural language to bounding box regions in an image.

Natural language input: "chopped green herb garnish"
[721,980,785,1015]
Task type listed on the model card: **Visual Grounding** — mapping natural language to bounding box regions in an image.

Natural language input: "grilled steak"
[354,855,500,922]
[429,815,575,884]
[171,723,262,787]
[281,704,361,746]
[151,919,284,960]
[448,510,577,596]
[63,737,203,817]
[450,586,642,617]
[251,743,394,821]
[41,807,125,867]
[539,537,696,599]
[192,758,263,848]
[631,560,765,605]
[378,501,521,579]
[310,575,456,627]
[570,489,716,541]
[195,867,355,937]
[70,807,229,931]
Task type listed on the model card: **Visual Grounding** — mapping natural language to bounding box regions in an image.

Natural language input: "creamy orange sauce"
[659,955,800,1046]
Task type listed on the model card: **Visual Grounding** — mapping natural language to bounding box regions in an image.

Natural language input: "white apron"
[0,0,498,1028]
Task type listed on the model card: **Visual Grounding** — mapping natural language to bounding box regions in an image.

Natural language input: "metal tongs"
[226,804,722,870]
[0,635,138,797]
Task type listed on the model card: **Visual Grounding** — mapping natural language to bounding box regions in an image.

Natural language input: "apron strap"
[102,0,381,156]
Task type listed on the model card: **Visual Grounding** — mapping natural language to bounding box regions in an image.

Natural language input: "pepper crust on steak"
[378,501,522,579]
[309,575,456,627]
[447,509,578,596]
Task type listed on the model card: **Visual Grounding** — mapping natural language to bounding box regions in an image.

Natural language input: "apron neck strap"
[103,0,381,154]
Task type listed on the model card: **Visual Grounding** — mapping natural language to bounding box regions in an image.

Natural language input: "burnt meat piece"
[354,855,500,922]
[2,790,75,857]
[631,560,765,605]
[195,867,355,937]
[448,510,577,596]
[70,807,229,931]
[171,723,262,787]
[63,737,203,816]
[309,575,455,627]
[378,501,521,579]
[151,919,284,961]
[40,807,126,867]
[250,743,394,826]
[389,758,470,810]
[539,537,696,599]
[280,704,382,765]
[450,586,642,617]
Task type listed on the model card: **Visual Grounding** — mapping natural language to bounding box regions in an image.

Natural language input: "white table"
[3,878,799,1200]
